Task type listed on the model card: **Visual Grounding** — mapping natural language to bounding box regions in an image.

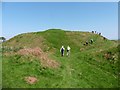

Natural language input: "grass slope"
[2,29,119,88]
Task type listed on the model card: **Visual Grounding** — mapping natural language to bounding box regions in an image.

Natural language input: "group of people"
[92,31,101,36]
[83,39,94,46]
[60,46,71,57]
[92,31,107,40]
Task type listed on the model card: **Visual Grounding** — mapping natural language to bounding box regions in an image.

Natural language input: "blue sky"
[2,2,118,40]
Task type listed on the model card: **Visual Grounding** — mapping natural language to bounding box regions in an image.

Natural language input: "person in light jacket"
[66,46,71,56]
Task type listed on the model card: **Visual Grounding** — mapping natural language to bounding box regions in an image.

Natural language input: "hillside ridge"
[2,29,119,88]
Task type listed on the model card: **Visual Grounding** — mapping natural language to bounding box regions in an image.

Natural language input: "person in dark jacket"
[60,46,65,56]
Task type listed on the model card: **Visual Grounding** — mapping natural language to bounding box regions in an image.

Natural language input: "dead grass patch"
[18,47,59,68]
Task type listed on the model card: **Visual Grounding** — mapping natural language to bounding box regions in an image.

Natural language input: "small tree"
[0,37,6,42]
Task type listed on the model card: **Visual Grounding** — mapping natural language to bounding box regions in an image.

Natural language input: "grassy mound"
[2,29,119,88]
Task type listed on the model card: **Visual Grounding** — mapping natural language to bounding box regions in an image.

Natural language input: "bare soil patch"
[24,76,37,84]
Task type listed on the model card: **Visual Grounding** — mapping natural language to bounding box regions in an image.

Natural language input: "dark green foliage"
[0,37,6,42]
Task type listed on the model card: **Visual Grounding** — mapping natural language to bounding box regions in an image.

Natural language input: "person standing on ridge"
[66,46,71,56]
[60,46,65,56]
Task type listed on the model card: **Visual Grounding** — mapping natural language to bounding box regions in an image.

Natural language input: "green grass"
[0,43,2,89]
[2,29,119,88]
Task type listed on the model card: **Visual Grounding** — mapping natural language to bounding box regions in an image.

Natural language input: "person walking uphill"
[60,46,65,56]
[67,46,71,56]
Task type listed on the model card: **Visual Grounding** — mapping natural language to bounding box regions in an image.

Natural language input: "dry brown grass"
[18,47,60,68]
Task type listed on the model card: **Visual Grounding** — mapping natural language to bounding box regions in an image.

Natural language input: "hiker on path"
[90,39,93,44]
[66,46,71,56]
[60,46,65,56]
[86,41,88,45]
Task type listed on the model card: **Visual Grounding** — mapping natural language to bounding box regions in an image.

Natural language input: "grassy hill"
[2,29,119,88]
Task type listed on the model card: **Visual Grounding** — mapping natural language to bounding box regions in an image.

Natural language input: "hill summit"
[2,29,119,88]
